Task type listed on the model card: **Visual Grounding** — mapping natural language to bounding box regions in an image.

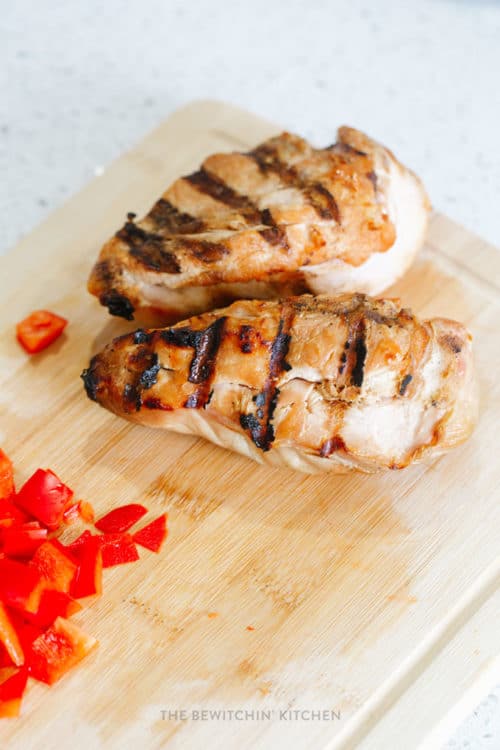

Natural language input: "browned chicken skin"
[88,128,430,323]
[82,294,477,473]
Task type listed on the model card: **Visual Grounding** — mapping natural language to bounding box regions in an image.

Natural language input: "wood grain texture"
[0,101,499,750]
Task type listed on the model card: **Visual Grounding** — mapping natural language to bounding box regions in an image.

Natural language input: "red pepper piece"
[30,540,78,594]
[28,617,97,685]
[0,603,24,667]
[132,513,168,553]
[67,529,92,551]
[20,521,43,530]
[0,644,13,669]
[0,451,15,502]
[23,590,81,629]
[0,559,44,614]
[10,617,42,655]
[0,666,17,682]
[94,503,147,534]
[1,525,48,557]
[4,610,43,670]
[0,499,28,529]
[16,310,68,354]
[70,537,102,599]
[0,667,28,718]
[15,468,74,531]
[97,533,139,568]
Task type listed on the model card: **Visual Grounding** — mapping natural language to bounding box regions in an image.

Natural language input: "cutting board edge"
[328,556,500,750]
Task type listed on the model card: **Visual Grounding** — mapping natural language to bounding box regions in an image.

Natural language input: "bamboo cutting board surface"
[0,101,499,750]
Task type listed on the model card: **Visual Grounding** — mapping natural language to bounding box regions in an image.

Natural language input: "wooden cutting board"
[0,101,499,750]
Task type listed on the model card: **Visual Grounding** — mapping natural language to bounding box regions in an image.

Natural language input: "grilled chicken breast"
[82,294,477,473]
[88,128,430,323]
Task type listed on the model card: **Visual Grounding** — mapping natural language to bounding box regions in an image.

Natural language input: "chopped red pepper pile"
[0,449,168,718]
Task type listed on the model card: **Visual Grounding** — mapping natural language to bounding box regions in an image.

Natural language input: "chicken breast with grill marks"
[88,127,430,323]
[82,293,477,474]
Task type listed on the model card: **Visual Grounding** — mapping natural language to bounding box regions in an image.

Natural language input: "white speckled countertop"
[1,1,499,747]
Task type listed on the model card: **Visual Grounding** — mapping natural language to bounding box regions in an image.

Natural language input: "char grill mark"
[249,143,299,185]
[248,144,341,224]
[186,169,288,250]
[399,374,413,396]
[121,345,162,413]
[139,353,161,389]
[93,259,115,286]
[306,183,341,223]
[130,242,182,273]
[259,206,289,250]
[239,325,255,353]
[179,237,229,264]
[117,218,182,274]
[239,413,263,442]
[185,168,268,225]
[161,318,227,409]
[161,327,203,348]
[81,358,100,401]
[259,225,289,250]
[351,323,367,388]
[239,304,294,451]
[100,290,135,320]
[123,382,142,412]
[148,198,205,234]
[92,260,137,321]
[337,304,367,387]
[188,318,227,385]
[116,219,151,245]
[133,329,153,345]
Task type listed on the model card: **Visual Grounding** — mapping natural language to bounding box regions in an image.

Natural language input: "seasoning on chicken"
[81,293,477,474]
[88,128,430,323]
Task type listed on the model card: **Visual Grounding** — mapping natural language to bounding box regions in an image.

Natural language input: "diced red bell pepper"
[0,499,28,529]
[0,603,24,667]
[132,513,168,553]
[70,537,102,599]
[0,667,28,718]
[0,615,40,671]
[0,644,13,669]
[0,559,44,614]
[63,597,82,618]
[94,503,147,534]
[23,590,81,629]
[10,617,43,655]
[30,540,78,594]
[0,451,15,502]
[0,666,17,683]
[15,468,74,531]
[96,533,139,568]
[67,529,92,551]
[1,525,48,557]
[28,617,97,685]
[16,310,68,354]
